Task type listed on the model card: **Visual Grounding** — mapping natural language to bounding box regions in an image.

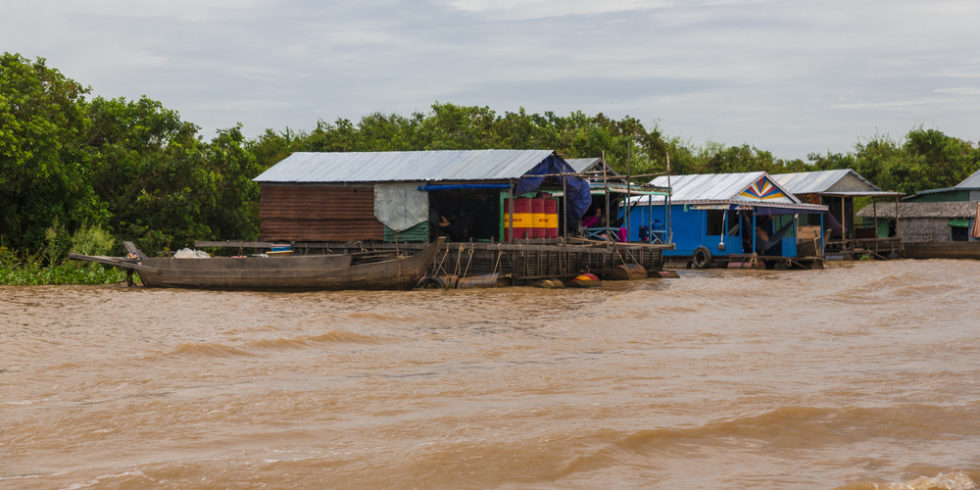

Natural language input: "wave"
[840,471,978,490]
[167,329,387,358]
[168,342,255,358]
[606,403,980,453]
[246,331,387,350]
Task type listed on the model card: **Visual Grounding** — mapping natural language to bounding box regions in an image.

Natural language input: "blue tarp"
[514,155,592,223]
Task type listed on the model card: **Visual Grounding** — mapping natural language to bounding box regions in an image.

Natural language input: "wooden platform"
[197,239,672,284]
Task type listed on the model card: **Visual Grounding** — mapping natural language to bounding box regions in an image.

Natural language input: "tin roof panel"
[772,169,881,194]
[254,149,557,183]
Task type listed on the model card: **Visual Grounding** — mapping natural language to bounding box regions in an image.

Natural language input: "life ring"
[692,246,712,269]
[415,276,444,289]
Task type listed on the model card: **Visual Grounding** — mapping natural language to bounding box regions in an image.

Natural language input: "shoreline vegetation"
[3,52,979,285]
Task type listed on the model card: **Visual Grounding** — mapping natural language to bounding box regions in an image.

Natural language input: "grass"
[0,261,128,285]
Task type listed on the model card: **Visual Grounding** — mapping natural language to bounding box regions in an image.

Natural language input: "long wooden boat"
[68,237,444,290]
[902,241,980,260]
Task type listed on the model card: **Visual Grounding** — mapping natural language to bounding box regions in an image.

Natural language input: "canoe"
[68,237,444,291]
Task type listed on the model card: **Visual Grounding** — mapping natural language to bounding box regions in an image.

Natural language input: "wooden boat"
[68,237,444,290]
[902,241,980,260]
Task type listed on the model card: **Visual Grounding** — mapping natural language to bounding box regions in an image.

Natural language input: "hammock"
[757,219,795,253]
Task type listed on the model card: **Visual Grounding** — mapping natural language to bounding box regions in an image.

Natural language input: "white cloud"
[2,0,979,158]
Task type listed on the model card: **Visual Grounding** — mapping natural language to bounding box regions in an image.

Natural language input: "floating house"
[242,149,671,283]
[772,169,904,258]
[856,169,980,259]
[624,171,828,268]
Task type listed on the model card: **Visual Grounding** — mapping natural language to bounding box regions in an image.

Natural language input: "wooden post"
[872,196,879,255]
[626,137,632,241]
[508,181,515,243]
[666,151,672,244]
[841,196,847,242]
[562,169,568,243]
[603,151,611,240]
[895,194,902,246]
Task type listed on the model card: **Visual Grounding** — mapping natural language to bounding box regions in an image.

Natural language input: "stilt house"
[252,149,592,244]
[625,171,828,268]
[772,169,904,258]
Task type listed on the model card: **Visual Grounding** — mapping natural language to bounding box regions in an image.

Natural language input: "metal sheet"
[772,169,881,194]
[255,149,556,183]
[648,172,797,203]
[374,183,428,232]
[956,169,980,188]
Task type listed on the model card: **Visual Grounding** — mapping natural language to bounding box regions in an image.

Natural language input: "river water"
[2,259,978,489]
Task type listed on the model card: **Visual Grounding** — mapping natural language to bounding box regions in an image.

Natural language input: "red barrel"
[543,198,559,238]
[503,197,532,241]
[530,198,546,239]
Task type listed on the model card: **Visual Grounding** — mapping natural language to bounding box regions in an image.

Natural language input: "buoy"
[568,273,601,288]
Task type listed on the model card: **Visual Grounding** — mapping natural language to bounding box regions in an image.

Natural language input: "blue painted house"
[624,172,828,268]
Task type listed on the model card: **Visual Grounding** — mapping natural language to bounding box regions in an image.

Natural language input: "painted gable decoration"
[738,177,789,201]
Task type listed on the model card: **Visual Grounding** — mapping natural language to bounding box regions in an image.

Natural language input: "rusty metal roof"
[254,150,557,183]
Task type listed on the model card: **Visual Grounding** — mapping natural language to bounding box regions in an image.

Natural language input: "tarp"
[374,183,428,232]
[514,155,592,223]
[973,206,980,239]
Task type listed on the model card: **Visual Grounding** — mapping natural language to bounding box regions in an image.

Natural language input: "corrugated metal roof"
[955,168,980,188]
[772,169,880,194]
[635,171,827,211]
[565,157,603,174]
[254,149,556,183]
[649,172,775,202]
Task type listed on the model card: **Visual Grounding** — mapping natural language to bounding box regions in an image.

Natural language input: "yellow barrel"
[503,197,532,241]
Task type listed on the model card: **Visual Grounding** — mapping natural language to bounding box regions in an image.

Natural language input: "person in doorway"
[582,207,605,229]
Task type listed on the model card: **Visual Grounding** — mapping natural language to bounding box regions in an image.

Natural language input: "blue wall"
[624,204,800,258]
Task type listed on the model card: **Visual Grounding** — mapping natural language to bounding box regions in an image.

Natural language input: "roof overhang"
[819,191,905,198]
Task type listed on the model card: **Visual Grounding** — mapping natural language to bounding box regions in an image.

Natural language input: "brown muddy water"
[2,259,979,489]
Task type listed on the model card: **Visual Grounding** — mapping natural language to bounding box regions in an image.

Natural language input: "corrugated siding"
[259,184,383,241]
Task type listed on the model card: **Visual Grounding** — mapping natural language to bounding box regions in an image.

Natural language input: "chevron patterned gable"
[739,177,787,201]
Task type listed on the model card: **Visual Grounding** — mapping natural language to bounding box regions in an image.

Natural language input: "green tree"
[0,53,106,251]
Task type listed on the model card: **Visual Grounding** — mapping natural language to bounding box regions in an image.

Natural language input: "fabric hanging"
[374,183,428,232]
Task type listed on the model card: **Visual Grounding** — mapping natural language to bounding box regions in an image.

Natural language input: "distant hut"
[772,169,904,258]
[902,168,980,203]
[624,171,828,269]
[856,169,980,259]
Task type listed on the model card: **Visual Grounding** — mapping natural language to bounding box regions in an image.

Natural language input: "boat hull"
[70,238,442,291]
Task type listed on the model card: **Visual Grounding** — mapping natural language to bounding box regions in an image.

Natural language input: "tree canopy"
[1,52,978,256]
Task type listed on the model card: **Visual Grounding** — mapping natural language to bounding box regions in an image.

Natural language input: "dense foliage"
[1,51,978,282]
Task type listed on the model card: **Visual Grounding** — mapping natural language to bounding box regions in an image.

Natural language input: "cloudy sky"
[2,0,978,160]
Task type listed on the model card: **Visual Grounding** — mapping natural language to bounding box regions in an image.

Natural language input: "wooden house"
[249,149,670,283]
[772,169,904,258]
[253,149,593,243]
[856,169,980,258]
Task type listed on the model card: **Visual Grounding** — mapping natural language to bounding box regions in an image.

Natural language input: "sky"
[2,0,979,161]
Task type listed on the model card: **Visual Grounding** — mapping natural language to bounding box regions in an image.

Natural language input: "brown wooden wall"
[259,184,384,242]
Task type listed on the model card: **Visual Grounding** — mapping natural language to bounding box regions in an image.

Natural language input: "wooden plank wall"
[260,184,384,242]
